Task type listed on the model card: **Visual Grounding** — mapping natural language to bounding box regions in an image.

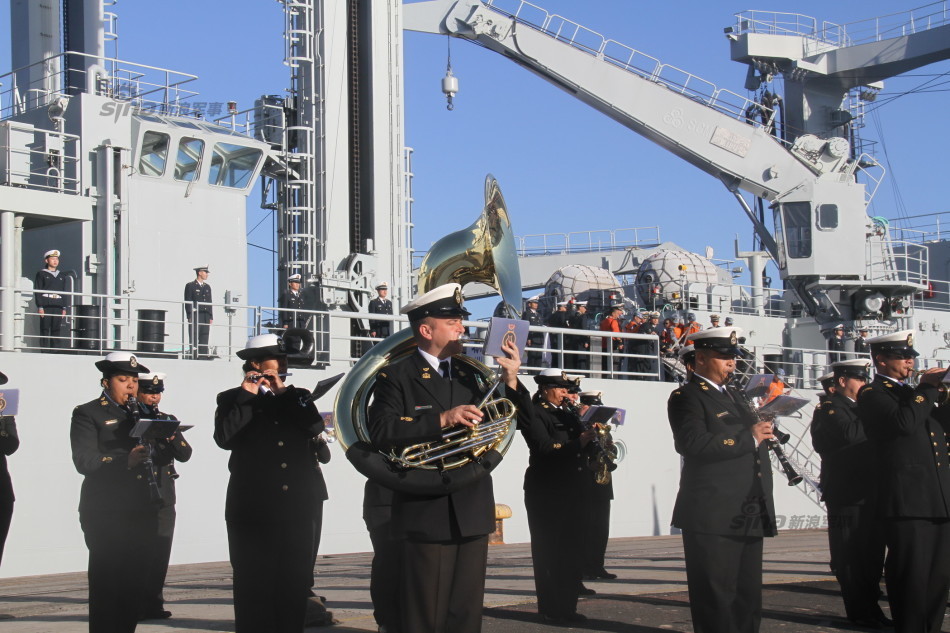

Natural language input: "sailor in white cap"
[368,281,393,339]
[668,326,776,633]
[524,295,544,368]
[565,301,591,371]
[829,324,847,363]
[810,359,886,627]
[70,352,155,631]
[0,368,18,576]
[183,266,213,358]
[135,372,192,621]
[853,326,871,356]
[818,371,836,398]
[857,330,950,631]
[214,332,325,633]
[544,301,571,368]
[33,248,69,350]
[279,273,307,329]
[368,283,531,633]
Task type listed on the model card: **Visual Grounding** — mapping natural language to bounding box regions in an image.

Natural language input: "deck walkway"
[0,529,925,632]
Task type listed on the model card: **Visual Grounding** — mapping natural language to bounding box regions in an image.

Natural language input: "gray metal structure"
[404,0,949,327]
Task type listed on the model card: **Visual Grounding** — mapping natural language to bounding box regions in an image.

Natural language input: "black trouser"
[187,313,211,357]
[526,492,584,618]
[39,310,67,349]
[583,497,611,575]
[309,500,324,596]
[401,535,488,633]
[227,518,313,633]
[141,505,176,615]
[826,502,885,621]
[81,509,158,633]
[681,530,764,633]
[882,517,950,633]
[368,520,403,631]
[0,497,12,567]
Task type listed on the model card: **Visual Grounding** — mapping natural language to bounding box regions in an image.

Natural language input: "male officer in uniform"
[136,372,192,621]
[709,314,720,328]
[565,302,590,371]
[668,327,776,633]
[853,327,871,356]
[810,360,887,627]
[857,330,950,633]
[184,266,213,358]
[545,302,571,368]
[524,296,544,369]
[34,249,69,349]
[278,274,307,329]
[828,324,847,363]
[368,283,530,633]
[368,282,394,339]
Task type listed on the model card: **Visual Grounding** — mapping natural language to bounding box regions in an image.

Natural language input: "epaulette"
[671,390,682,397]
[860,385,874,395]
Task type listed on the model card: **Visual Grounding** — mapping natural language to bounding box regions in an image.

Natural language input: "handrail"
[481,0,776,128]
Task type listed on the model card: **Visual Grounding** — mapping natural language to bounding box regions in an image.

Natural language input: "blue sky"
[1,1,947,307]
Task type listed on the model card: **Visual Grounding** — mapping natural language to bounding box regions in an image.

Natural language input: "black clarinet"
[126,396,163,502]
[729,378,803,486]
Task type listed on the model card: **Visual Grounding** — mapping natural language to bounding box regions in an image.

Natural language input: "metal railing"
[481,0,777,128]
[515,227,661,257]
[0,122,81,194]
[733,2,949,49]
[889,212,948,244]
[866,239,929,287]
[0,51,199,121]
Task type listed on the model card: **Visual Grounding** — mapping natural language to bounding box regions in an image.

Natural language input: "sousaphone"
[334,175,523,494]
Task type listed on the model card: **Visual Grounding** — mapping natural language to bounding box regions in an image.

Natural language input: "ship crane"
[404,0,950,325]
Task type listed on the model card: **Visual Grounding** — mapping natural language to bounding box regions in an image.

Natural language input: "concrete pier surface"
[0,529,927,632]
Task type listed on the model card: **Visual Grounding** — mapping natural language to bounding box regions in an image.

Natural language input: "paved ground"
[0,529,936,632]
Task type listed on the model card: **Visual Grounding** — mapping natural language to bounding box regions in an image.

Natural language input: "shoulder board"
[860,385,874,395]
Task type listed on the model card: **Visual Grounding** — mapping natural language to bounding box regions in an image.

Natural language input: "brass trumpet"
[907,367,949,386]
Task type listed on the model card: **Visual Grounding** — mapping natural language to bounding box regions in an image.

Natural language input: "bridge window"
[138,131,170,177]
[816,204,838,230]
[209,142,262,189]
[781,202,812,259]
[174,137,205,182]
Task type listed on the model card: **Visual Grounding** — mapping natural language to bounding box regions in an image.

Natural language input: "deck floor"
[0,529,931,632]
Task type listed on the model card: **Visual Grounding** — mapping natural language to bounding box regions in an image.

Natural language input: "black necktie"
[439,360,451,379]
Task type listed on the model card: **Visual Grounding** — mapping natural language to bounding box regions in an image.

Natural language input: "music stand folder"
[130,419,181,441]
[581,406,620,425]
[310,373,345,402]
[483,317,529,358]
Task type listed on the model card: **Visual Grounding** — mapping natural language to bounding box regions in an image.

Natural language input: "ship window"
[816,204,838,230]
[174,137,204,182]
[782,202,812,259]
[209,142,262,189]
[138,131,170,177]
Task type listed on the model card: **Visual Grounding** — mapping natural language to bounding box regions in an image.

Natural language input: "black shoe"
[540,613,565,624]
[563,612,588,622]
[138,610,172,621]
[578,584,596,595]
[593,569,617,580]
[848,616,885,629]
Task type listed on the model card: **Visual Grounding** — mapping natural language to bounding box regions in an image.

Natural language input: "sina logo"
[98,100,135,122]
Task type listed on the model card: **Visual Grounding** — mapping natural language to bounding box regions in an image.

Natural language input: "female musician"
[70,352,155,633]
[521,369,593,624]
[214,333,324,633]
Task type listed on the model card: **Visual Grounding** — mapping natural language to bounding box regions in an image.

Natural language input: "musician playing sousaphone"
[667,327,776,633]
[367,282,532,633]
[70,352,157,633]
